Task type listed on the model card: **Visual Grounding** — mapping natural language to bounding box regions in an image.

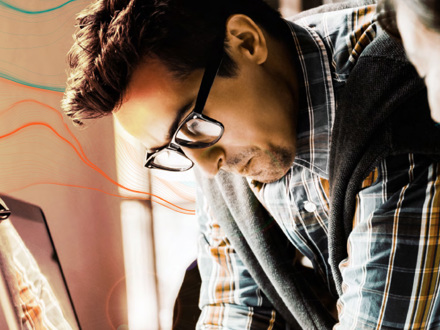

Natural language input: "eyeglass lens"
[151,149,194,170]
[146,42,224,171]
[175,117,223,147]
[148,117,222,170]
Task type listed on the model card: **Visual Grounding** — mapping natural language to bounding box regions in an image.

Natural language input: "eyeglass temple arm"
[193,43,225,114]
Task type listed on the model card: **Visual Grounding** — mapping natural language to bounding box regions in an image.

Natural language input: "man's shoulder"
[292,0,377,21]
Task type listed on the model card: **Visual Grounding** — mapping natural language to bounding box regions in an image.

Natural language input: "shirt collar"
[285,19,336,179]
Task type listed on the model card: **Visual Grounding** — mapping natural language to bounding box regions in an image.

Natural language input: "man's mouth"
[238,158,263,179]
[240,157,253,175]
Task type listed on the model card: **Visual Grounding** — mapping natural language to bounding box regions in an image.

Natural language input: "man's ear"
[225,14,268,65]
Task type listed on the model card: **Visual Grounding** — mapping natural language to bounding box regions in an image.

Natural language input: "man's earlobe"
[225,14,268,65]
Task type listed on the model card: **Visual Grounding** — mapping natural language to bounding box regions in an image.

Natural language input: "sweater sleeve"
[195,184,288,330]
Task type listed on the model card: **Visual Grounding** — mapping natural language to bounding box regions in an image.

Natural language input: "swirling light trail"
[0,100,196,214]
[0,0,77,15]
[0,76,64,94]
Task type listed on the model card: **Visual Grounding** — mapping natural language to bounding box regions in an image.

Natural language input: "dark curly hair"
[377,0,440,39]
[62,0,285,126]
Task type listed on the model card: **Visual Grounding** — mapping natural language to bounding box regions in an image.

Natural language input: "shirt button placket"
[304,201,317,213]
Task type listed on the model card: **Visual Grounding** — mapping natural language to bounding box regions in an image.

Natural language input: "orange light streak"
[154,176,196,203]
[5,182,195,215]
[2,100,195,212]
[0,102,196,214]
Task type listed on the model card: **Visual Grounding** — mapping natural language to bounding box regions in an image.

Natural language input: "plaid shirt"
[197,5,440,329]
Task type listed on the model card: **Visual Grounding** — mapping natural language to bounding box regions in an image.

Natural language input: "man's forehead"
[114,102,169,150]
[115,58,201,150]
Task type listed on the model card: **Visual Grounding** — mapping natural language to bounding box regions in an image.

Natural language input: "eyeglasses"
[144,47,225,172]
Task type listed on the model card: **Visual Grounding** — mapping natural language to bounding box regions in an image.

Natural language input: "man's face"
[115,15,298,183]
[395,1,440,122]
[115,53,298,183]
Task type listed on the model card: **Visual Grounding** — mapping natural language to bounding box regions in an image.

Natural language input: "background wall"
[0,1,128,328]
[0,1,200,329]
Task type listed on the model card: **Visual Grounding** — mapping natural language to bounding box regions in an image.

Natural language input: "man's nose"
[183,146,224,177]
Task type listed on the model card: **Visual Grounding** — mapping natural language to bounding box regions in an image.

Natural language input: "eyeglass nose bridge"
[146,142,181,159]
[168,142,183,151]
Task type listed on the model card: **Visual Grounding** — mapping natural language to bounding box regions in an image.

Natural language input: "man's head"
[378,0,440,122]
[63,0,299,183]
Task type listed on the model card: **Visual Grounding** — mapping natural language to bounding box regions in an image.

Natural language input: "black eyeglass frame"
[144,45,225,172]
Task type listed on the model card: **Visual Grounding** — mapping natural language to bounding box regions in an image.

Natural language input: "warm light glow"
[120,201,159,330]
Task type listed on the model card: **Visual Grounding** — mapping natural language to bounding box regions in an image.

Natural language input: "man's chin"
[246,167,290,184]
[225,152,294,183]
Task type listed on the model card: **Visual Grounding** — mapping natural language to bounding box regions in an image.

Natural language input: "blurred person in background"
[379,0,440,122]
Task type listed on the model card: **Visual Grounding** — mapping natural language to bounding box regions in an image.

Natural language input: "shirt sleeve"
[0,220,73,330]
[336,153,440,329]
[195,184,288,330]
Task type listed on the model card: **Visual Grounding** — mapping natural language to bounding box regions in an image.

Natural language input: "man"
[63,0,440,328]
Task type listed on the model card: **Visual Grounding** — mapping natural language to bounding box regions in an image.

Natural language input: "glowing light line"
[0,0,77,14]
[105,276,126,330]
[1,99,196,212]
[155,176,195,203]
[0,121,195,214]
[5,182,195,216]
[0,76,63,94]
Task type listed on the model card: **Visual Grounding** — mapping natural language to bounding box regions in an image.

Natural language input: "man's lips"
[239,158,264,179]
[239,157,253,175]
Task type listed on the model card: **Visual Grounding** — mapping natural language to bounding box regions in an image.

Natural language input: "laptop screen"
[0,195,80,329]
